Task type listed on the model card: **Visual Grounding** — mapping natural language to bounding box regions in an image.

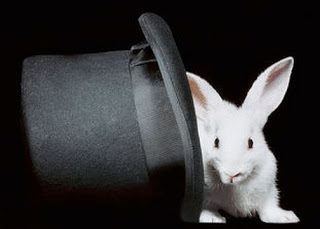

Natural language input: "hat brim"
[138,13,204,222]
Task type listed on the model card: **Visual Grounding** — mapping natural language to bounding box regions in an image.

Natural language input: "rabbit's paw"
[260,208,299,223]
[199,210,226,223]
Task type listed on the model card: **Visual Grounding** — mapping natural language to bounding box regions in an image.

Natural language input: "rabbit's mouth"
[206,161,255,186]
[218,168,256,185]
[220,166,258,185]
[220,173,247,185]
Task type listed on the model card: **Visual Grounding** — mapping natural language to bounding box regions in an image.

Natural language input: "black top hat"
[21,13,203,223]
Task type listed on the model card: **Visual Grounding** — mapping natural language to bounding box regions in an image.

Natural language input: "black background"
[1,1,318,228]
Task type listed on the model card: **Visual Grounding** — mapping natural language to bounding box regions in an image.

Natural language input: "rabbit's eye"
[248,138,253,149]
[214,138,219,148]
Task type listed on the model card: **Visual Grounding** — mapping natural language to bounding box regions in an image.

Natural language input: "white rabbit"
[187,57,300,223]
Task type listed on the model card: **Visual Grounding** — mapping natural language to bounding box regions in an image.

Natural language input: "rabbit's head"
[188,57,293,185]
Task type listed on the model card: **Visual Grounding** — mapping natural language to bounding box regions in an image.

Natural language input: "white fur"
[187,57,299,224]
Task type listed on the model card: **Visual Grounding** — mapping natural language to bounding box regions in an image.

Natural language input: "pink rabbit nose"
[225,172,242,183]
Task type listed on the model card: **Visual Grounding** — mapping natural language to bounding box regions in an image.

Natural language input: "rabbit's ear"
[187,72,223,120]
[242,57,294,117]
